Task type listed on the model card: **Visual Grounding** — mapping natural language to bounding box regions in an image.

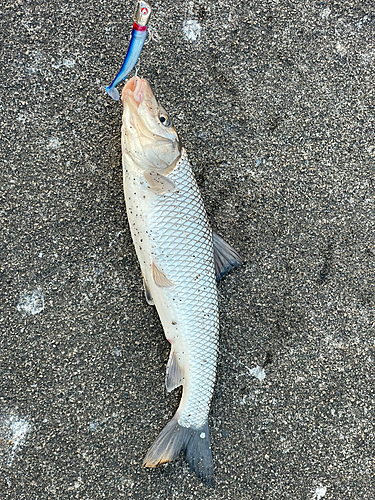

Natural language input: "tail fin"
[105,85,120,101]
[143,417,214,484]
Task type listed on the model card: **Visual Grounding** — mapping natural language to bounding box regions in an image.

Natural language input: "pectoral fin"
[143,171,177,194]
[213,231,243,282]
[151,262,174,288]
[165,347,184,392]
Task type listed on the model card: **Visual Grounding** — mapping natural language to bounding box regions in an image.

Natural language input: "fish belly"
[123,150,218,426]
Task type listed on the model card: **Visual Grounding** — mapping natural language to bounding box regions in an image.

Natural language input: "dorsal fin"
[213,231,243,282]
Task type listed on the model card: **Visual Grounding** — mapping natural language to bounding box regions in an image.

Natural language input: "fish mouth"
[121,76,148,107]
[121,76,182,172]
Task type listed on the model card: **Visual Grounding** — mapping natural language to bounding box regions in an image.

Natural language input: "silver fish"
[121,77,242,482]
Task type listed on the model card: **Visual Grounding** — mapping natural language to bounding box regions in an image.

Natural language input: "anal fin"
[165,347,184,392]
[213,231,243,282]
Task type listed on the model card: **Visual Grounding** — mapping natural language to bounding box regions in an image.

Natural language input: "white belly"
[123,149,219,428]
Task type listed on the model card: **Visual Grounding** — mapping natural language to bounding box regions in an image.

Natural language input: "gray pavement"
[1,0,374,498]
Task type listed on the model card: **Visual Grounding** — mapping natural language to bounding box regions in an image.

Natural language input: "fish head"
[121,77,181,172]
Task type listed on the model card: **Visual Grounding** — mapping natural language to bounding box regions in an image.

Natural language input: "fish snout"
[122,77,147,107]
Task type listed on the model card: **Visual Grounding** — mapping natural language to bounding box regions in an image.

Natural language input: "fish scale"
[137,149,219,429]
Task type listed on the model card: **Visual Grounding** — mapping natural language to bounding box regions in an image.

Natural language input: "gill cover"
[122,78,181,172]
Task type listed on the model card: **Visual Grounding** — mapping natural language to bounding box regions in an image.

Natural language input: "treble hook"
[134,61,140,81]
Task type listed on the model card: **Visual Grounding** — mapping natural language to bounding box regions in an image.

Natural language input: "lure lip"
[133,1,152,27]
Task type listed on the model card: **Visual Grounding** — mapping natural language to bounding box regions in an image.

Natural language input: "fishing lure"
[106,1,152,101]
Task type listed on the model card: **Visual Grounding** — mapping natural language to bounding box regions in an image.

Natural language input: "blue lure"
[106,1,151,101]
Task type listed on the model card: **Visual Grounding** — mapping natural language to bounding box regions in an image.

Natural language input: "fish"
[106,1,151,101]
[121,76,242,483]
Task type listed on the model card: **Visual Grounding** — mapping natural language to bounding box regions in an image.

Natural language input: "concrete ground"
[1,0,374,498]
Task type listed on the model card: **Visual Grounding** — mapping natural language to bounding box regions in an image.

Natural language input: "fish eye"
[159,112,171,127]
